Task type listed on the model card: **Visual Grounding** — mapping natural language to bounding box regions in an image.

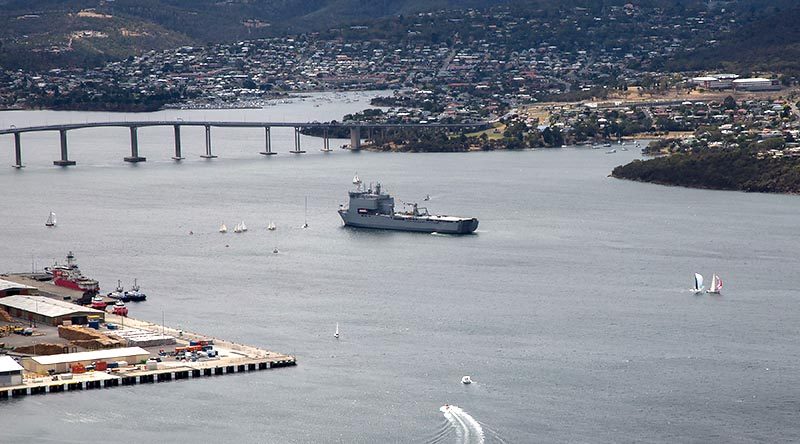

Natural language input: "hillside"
[0,0,507,70]
[612,150,800,194]
[665,2,800,78]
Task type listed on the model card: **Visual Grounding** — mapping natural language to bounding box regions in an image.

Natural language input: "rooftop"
[0,356,24,373]
[0,278,37,292]
[30,347,150,365]
[0,295,104,318]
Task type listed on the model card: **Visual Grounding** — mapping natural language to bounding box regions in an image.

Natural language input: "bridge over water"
[0,121,486,168]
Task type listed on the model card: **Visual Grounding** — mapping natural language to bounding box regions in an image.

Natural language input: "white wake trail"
[440,405,485,444]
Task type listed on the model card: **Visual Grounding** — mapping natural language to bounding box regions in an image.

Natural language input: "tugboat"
[90,294,107,310]
[338,176,478,234]
[124,279,147,302]
[107,280,127,301]
[111,300,128,316]
[45,251,100,293]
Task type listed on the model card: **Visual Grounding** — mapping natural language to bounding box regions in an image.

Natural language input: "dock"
[0,274,296,400]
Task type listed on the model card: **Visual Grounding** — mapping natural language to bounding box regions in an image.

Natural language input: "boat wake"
[432,405,485,444]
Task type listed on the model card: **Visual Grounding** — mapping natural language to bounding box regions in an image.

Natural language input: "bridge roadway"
[1,120,486,168]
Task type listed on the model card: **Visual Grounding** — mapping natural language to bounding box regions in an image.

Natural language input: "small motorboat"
[111,300,128,317]
[461,376,473,385]
[90,295,107,309]
[605,149,616,154]
[272,247,279,254]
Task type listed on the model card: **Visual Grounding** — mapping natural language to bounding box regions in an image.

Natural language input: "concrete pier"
[172,125,184,160]
[124,127,147,163]
[0,354,295,400]
[53,129,76,166]
[350,127,361,150]
[259,127,276,156]
[200,125,217,158]
[0,304,296,401]
[290,127,306,154]
[12,133,23,168]
[321,129,332,152]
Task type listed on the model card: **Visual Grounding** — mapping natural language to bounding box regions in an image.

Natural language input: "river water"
[0,91,799,443]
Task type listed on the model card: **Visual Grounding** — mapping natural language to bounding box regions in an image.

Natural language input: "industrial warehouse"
[0,278,37,298]
[21,347,150,374]
[0,295,105,326]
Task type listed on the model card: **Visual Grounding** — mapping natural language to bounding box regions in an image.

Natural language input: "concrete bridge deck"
[1,120,488,168]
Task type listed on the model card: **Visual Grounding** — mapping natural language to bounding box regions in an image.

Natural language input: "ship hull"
[54,277,99,292]
[339,210,478,234]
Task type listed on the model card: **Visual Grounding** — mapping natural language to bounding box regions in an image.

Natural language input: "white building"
[0,356,24,387]
[732,78,781,91]
[690,74,739,90]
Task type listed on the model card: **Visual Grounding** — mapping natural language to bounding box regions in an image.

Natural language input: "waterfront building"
[0,295,105,326]
[0,357,24,387]
[0,278,38,298]
[21,347,150,374]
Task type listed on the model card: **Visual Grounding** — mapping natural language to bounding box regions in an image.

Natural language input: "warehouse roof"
[0,278,37,292]
[30,347,150,365]
[0,295,103,318]
[0,356,24,373]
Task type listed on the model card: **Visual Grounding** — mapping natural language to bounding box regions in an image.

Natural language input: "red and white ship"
[45,251,100,293]
[111,300,129,317]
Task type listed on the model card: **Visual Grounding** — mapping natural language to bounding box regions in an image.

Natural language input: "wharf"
[0,275,296,400]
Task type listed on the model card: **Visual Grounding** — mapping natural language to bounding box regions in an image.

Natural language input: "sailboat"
[267,221,276,231]
[240,221,248,232]
[334,323,339,339]
[706,274,723,294]
[219,223,228,233]
[233,223,242,233]
[691,273,705,294]
[45,212,56,227]
[302,196,309,228]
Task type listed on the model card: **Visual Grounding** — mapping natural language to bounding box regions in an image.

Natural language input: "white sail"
[219,223,227,233]
[241,221,247,232]
[46,212,56,227]
[268,221,276,231]
[334,323,339,338]
[352,173,361,185]
[694,273,704,291]
[707,274,723,293]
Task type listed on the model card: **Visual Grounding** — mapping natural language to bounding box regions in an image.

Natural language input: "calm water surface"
[0,92,799,443]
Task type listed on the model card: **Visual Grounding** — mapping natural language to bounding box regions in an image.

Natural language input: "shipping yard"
[0,272,296,399]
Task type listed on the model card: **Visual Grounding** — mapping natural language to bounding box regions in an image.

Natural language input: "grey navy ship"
[338,175,479,234]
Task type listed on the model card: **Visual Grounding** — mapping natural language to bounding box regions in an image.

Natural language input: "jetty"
[0,275,295,400]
